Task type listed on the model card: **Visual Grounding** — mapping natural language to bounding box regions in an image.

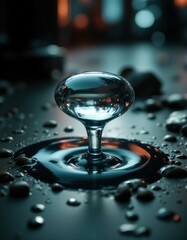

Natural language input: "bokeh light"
[151,31,166,46]
[135,10,155,29]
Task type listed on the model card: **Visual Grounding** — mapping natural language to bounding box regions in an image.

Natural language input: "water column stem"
[85,125,105,162]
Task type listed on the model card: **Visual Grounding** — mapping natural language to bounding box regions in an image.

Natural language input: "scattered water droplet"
[140,130,149,134]
[0,148,14,158]
[9,181,30,198]
[135,226,151,236]
[166,93,187,109]
[136,187,154,201]
[66,198,81,206]
[43,120,57,128]
[124,179,147,191]
[176,154,187,159]
[164,135,177,142]
[31,203,45,212]
[64,126,74,133]
[173,149,181,153]
[145,98,163,111]
[119,223,151,236]
[28,216,44,228]
[1,136,13,143]
[165,110,187,132]
[13,129,25,134]
[151,185,162,191]
[147,113,156,120]
[157,207,181,222]
[115,183,131,202]
[45,198,52,204]
[51,183,64,192]
[41,103,51,110]
[49,159,58,164]
[125,211,139,221]
[123,71,161,98]
[180,124,187,136]
[119,66,134,77]
[0,172,15,183]
[160,165,187,178]
[119,223,137,235]
[14,156,33,166]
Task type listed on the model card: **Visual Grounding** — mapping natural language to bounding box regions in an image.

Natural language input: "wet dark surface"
[1,44,187,240]
[15,137,168,189]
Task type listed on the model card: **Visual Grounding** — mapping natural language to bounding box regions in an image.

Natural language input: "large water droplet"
[55,72,134,123]
[9,181,30,198]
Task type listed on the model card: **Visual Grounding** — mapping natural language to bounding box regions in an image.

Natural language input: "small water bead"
[43,120,57,128]
[119,223,137,235]
[31,204,45,212]
[180,124,187,136]
[151,185,162,191]
[0,172,15,183]
[120,71,161,98]
[173,149,181,153]
[51,183,64,192]
[1,136,14,143]
[41,102,51,110]
[0,148,14,158]
[64,126,74,133]
[134,226,151,236]
[28,216,44,228]
[136,187,154,201]
[119,66,135,77]
[119,223,151,236]
[14,156,34,166]
[157,208,181,222]
[165,110,187,132]
[176,154,187,159]
[147,113,156,120]
[144,98,163,111]
[166,93,187,109]
[13,129,25,135]
[49,160,58,164]
[123,179,147,191]
[140,130,149,134]
[160,165,187,178]
[9,181,30,198]
[66,198,81,206]
[125,211,139,221]
[164,135,177,142]
[115,184,131,202]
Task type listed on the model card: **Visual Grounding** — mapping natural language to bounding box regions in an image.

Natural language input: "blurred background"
[0,0,187,80]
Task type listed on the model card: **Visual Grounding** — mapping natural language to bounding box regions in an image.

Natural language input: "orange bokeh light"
[74,14,89,29]
[174,0,187,7]
[58,0,70,26]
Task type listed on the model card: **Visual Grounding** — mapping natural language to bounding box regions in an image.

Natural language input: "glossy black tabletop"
[0,43,187,240]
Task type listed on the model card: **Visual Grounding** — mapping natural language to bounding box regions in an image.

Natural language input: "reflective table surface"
[0,43,187,240]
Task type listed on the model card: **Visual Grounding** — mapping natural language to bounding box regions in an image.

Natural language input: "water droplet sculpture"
[55,71,134,167]
[16,72,168,189]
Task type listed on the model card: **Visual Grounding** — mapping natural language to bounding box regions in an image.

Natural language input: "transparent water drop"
[15,72,169,189]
